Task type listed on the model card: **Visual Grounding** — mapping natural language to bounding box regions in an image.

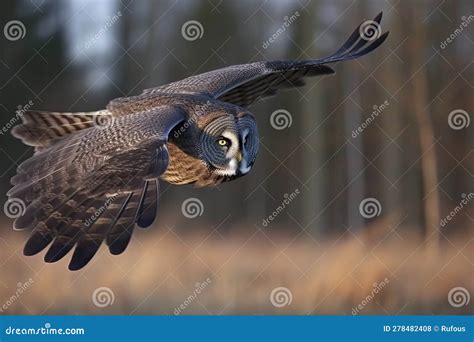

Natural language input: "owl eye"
[217,137,230,146]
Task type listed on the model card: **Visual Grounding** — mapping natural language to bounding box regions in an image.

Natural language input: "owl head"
[198,110,259,179]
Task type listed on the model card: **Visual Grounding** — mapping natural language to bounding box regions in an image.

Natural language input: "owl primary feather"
[7,13,389,270]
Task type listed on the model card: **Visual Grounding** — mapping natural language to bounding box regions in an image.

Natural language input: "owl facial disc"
[200,114,258,179]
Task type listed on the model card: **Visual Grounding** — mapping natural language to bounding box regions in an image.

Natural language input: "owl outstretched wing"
[8,106,185,270]
[128,12,388,108]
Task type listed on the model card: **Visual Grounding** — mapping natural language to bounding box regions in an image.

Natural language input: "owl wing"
[135,12,388,107]
[8,106,185,270]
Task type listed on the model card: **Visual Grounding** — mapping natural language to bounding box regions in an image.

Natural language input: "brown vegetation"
[0,223,471,315]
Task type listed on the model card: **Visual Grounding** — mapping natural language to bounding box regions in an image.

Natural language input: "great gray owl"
[7,13,388,270]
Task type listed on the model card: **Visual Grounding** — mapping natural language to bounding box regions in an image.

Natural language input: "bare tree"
[409,5,441,251]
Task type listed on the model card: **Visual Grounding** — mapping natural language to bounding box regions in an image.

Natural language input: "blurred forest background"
[0,0,472,315]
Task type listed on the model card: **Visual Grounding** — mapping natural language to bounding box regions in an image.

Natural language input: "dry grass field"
[0,220,472,316]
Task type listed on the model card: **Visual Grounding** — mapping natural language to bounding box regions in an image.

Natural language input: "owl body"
[7,13,389,269]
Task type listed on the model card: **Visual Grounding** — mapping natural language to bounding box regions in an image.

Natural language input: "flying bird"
[7,13,388,270]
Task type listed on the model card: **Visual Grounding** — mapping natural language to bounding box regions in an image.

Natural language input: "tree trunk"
[410,6,441,252]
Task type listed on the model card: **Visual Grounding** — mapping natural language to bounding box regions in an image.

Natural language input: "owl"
[7,13,388,270]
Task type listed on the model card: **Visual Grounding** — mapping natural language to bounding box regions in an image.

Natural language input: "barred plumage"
[7,13,388,270]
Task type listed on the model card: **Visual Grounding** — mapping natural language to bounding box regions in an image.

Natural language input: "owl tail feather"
[12,110,113,152]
